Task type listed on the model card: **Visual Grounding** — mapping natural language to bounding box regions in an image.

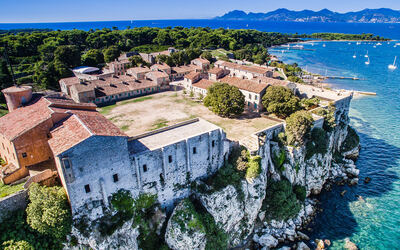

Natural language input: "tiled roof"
[218,76,268,94]
[208,67,224,75]
[192,79,215,90]
[49,109,126,155]
[59,76,81,86]
[151,63,171,71]
[95,80,158,97]
[219,61,271,75]
[127,66,150,74]
[251,76,289,86]
[146,71,169,79]
[184,71,201,81]
[71,83,94,92]
[172,65,200,74]
[192,58,210,64]
[0,97,53,140]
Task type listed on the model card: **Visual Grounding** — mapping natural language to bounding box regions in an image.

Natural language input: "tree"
[285,110,314,146]
[204,83,245,117]
[82,49,104,66]
[129,55,147,67]
[103,46,120,63]
[262,86,301,118]
[0,58,12,91]
[201,51,213,62]
[26,183,72,239]
[54,45,81,68]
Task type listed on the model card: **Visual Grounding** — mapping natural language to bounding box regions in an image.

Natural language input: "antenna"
[2,43,17,86]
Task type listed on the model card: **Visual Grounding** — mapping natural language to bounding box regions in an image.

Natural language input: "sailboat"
[365,50,369,58]
[353,53,356,59]
[365,57,370,65]
[388,56,397,70]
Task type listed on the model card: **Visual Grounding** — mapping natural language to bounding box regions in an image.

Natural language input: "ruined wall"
[0,189,28,223]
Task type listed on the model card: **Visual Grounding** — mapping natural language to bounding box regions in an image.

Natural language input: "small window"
[62,158,71,169]
[22,152,27,158]
[113,174,119,182]
[255,95,258,100]
[143,164,148,172]
[84,184,91,193]
[168,155,172,163]
[193,147,197,154]
[212,140,215,147]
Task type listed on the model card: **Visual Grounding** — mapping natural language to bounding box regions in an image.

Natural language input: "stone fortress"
[0,56,353,223]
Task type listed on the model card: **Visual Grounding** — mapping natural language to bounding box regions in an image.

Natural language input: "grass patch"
[121,125,130,131]
[99,104,117,115]
[150,118,169,131]
[0,182,25,198]
[120,96,153,105]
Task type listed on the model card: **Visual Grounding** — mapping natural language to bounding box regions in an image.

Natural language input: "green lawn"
[0,182,25,198]
[99,96,154,115]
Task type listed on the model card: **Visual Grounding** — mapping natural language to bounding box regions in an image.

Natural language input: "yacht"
[388,56,397,70]
[377,43,382,46]
[365,50,369,58]
[365,57,370,65]
[353,53,356,59]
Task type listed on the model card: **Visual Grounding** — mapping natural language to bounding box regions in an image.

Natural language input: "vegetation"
[233,44,270,64]
[204,83,245,117]
[313,104,336,132]
[305,128,329,159]
[293,185,307,202]
[262,179,302,221]
[0,182,25,198]
[270,62,304,83]
[262,86,300,118]
[26,183,72,239]
[272,148,286,172]
[341,126,360,152]
[285,110,314,146]
[300,97,320,110]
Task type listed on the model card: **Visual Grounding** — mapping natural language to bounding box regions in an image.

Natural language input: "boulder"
[344,238,358,250]
[297,241,311,250]
[254,234,278,248]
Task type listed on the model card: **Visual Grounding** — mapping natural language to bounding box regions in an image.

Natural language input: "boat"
[293,45,304,49]
[365,50,369,58]
[353,53,356,59]
[365,57,370,65]
[388,56,397,70]
[377,43,382,46]
[323,44,326,47]
[373,45,376,48]
[356,42,361,45]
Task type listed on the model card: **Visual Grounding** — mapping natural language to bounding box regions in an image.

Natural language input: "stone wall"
[0,189,28,223]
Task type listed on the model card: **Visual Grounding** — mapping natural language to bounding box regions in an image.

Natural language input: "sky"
[0,0,399,23]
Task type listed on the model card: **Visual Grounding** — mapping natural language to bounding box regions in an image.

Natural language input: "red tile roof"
[151,63,171,71]
[146,71,169,79]
[192,79,215,90]
[127,66,150,74]
[59,76,81,86]
[208,67,224,75]
[251,76,289,86]
[172,65,200,74]
[218,76,268,94]
[184,72,201,81]
[219,61,271,75]
[192,58,210,64]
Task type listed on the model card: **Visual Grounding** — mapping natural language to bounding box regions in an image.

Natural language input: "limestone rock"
[297,241,311,250]
[254,233,278,248]
[344,238,358,250]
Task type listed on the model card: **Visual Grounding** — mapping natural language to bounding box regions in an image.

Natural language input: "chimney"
[2,85,33,112]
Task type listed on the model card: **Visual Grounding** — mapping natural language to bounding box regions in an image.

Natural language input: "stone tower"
[2,85,32,112]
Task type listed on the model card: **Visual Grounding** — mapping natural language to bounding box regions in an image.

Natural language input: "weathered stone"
[297,231,310,241]
[254,234,278,248]
[297,241,311,250]
[344,238,358,250]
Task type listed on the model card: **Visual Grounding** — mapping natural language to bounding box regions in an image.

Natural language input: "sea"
[1,20,400,249]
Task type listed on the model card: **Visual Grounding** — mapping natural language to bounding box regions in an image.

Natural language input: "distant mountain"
[216,8,400,23]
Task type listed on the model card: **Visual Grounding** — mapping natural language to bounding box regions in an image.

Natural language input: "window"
[255,95,258,100]
[22,152,27,158]
[84,184,91,193]
[62,158,71,169]
[212,140,215,147]
[113,174,119,182]
[143,164,148,172]
[168,155,172,163]
[193,147,197,154]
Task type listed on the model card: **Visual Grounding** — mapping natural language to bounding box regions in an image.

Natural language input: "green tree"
[103,46,120,63]
[82,49,104,66]
[204,82,245,117]
[129,55,147,67]
[54,45,81,68]
[285,110,314,146]
[201,51,213,62]
[262,86,301,118]
[26,183,72,239]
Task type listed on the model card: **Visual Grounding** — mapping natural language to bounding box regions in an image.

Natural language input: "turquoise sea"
[2,19,400,249]
[271,41,400,249]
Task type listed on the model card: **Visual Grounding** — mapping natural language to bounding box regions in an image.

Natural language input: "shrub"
[204,83,245,117]
[293,185,306,202]
[26,184,72,239]
[314,104,336,132]
[300,97,320,110]
[246,156,262,180]
[2,240,34,250]
[262,86,301,118]
[111,189,135,216]
[272,149,286,172]
[285,110,314,146]
[305,128,329,159]
[341,126,360,152]
[263,179,301,221]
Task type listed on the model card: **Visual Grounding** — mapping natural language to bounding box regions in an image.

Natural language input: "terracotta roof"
[127,66,150,74]
[59,76,81,86]
[220,61,270,75]
[208,67,224,75]
[71,83,94,93]
[49,110,126,155]
[151,63,171,71]
[184,72,201,81]
[172,65,200,74]
[95,80,158,97]
[146,71,169,79]
[0,97,53,140]
[218,76,268,94]
[251,76,288,86]
[192,58,210,64]
[192,79,215,90]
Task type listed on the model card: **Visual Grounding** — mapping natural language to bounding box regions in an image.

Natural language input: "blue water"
[271,41,400,249]
[1,19,400,39]
[2,19,400,249]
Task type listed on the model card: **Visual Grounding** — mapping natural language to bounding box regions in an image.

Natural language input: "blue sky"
[0,0,399,23]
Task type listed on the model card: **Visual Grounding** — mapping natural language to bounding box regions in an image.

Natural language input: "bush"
[26,183,72,239]
[246,156,262,180]
[341,126,360,152]
[2,240,34,250]
[272,149,286,172]
[204,83,245,117]
[262,86,301,118]
[285,110,314,146]
[314,104,336,132]
[263,179,301,221]
[300,97,320,110]
[293,185,306,202]
[111,189,135,216]
[305,128,329,159]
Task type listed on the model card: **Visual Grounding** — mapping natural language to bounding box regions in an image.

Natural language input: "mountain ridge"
[216,8,400,23]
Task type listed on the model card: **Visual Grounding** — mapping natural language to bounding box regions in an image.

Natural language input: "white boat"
[377,43,382,46]
[323,44,326,47]
[388,56,397,70]
[356,42,361,45]
[373,45,376,48]
[396,43,400,46]
[293,45,304,49]
[365,50,369,58]
[353,53,356,58]
[365,57,370,65]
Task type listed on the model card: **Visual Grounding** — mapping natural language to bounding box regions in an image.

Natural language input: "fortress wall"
[0,189,28,223]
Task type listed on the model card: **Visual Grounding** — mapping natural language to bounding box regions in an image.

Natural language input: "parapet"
[2,85,33,112]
